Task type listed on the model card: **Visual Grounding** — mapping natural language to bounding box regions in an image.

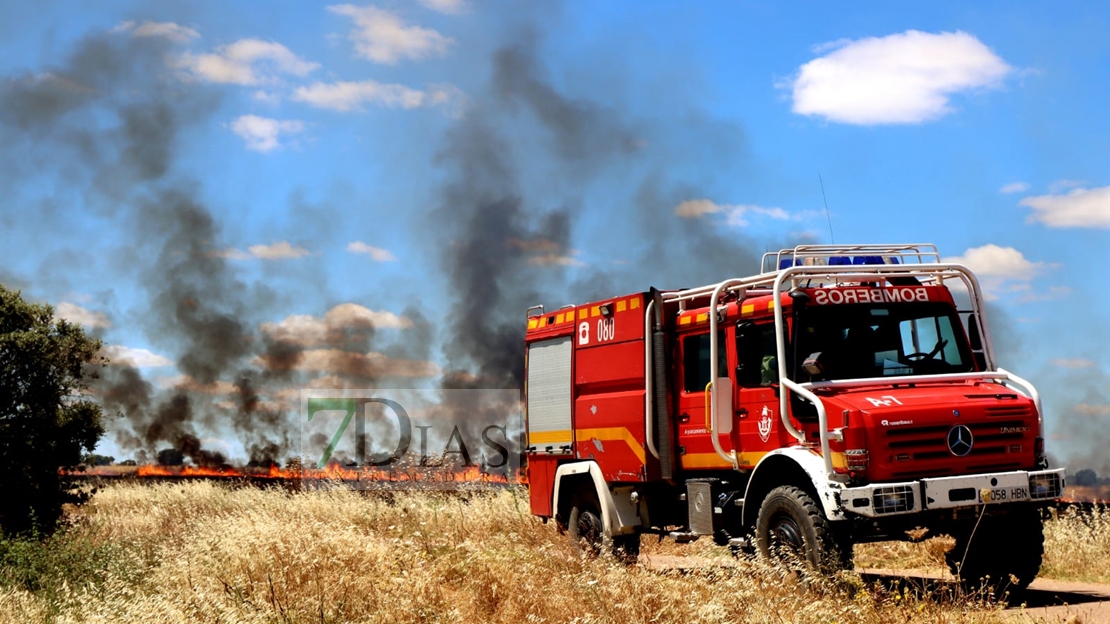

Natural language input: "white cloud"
[506,238,585,267]
[674,199,720,218]
[943,244,1043,280]
[1050,358,1095,369]
[55,302,111,329]
[675,199,790,226]
[328,4,453,64]
[156,374,238,395]
[249,241,310,259]
[229,115,304,152]
[726,206,791,227]
[292,80,460,112]
[112,20,199,42]
[177,39,319,85]
[1020,186,1110,228]
[262,303,413,347]
[786,30,1012,125]
[100,345,173,368]
[999,182,1028,194]
[416,0,467,14]
[1073,404,1110,417]
[210,248,251,260]
[257,349,439,378]
[251,90,282,104]
[527,252,586,267]
[215,241,310,260]
[347,241,397,261]
[943,244,1058,301]
[1018,284,1072,303]
[1049,179,1085,193]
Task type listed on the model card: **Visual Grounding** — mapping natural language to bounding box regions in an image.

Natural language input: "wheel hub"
[577,510,601,543]
[770,516,804,554]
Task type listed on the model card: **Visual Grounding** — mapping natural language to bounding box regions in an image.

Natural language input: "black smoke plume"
[2,16,798,469]
[432,36,767,393]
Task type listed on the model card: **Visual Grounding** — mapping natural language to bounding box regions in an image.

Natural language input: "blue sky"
[1,1,1108,470]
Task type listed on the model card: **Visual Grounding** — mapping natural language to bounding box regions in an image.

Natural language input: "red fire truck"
[523,243,1064,592]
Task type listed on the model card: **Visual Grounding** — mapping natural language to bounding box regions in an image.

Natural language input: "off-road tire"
[567,492,640,563]
[755,485,852,573]
[946,506,1044,600]
[611,532,641,564]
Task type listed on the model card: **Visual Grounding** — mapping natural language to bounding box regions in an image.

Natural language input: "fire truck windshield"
[793,302,975,381]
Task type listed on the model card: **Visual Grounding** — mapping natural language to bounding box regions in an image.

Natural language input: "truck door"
[734,322,788,467]
[675,330,734,470]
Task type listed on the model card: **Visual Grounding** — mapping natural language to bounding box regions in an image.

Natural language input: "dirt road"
[642,556,1110,623]
[861,568,1110,623]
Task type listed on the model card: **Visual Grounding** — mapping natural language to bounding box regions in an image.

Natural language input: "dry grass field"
[0,482,1105,624]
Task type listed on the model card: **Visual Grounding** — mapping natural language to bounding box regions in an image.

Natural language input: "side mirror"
[788,290,811,306]
[802,351,826,376]
[714,377,733,435]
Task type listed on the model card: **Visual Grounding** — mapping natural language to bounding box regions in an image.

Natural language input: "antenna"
[819,174,835,244]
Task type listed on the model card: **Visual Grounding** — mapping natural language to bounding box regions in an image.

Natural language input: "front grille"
[882,419,1028,461]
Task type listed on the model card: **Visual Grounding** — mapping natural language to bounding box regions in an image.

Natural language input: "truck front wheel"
[755,485,851,572]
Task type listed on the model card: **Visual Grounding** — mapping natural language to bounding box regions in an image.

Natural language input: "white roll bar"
[708,279,743,469]
[660,248,1011,482]
[630,244,1021,483]
[644,298,660,460]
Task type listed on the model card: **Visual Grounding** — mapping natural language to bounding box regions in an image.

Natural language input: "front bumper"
[838,468,1065,518]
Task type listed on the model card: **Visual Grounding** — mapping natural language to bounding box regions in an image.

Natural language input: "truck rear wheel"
[755,485,851,572]
[567,493,640,563]
[567,501,603,557]
[946,506,1043,599]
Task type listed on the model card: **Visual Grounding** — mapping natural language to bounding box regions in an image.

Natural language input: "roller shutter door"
[526,336,572,451]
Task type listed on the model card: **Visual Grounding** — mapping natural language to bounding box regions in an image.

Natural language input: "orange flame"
[77,462,527,485]
[1059,484,1110,505]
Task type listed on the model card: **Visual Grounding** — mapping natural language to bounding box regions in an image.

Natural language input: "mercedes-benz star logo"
[947,425,973,457]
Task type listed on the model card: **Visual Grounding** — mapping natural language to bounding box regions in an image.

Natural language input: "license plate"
[978,486,1030,504]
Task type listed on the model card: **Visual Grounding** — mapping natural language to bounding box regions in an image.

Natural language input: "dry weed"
[854,535,954,573]
[0,482,1022,623]
[1041,505,1110,584]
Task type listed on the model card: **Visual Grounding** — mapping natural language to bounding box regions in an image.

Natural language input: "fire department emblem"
[578,322,589,345]
[758,406,774,443]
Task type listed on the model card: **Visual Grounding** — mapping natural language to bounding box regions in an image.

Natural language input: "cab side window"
[736,323,779,387]
[682,332,727,394]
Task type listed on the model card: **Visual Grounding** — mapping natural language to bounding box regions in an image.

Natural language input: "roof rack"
[761,243,940,274]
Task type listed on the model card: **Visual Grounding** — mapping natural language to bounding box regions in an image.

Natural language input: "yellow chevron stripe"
[576,427,646,465]
[529,429,572,445]
[681,451,768,469]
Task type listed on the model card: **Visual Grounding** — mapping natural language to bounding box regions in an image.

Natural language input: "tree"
[1075,469,1098,487]
[0,285,105,535]
[83,453,115,466]
[156,448,184,466]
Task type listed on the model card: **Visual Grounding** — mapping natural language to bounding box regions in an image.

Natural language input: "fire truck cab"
[523,243,1065,593]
